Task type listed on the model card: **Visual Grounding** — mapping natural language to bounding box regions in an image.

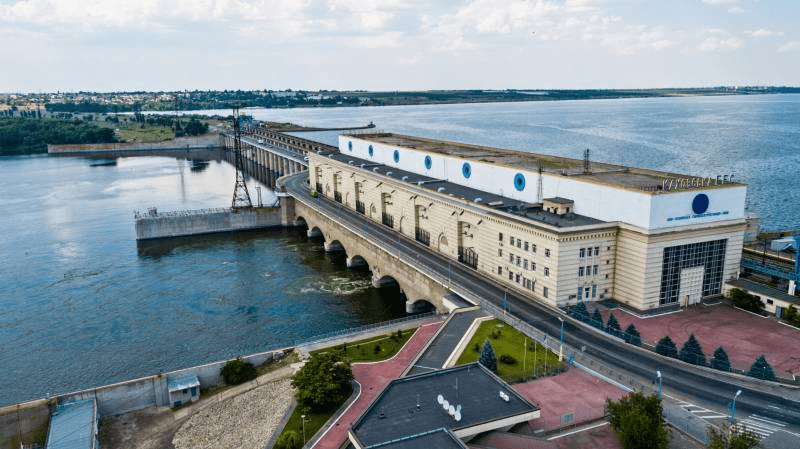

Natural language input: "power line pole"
[231,107,252,208]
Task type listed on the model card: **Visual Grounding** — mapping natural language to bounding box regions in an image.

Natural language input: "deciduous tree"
[292,352,354,412]
[607,392,667,449]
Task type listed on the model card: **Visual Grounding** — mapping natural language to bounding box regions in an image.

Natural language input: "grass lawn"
[112,123,175,142]
[310,327,417,363]
[456,319,562,379]
[280,400,342,448]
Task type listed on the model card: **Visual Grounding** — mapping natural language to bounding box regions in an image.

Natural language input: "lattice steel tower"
[231,107,252,208]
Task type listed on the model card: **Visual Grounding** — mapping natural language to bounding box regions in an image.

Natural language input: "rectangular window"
[586,266,591,276]
[510,236,515,245]
[543,286,549,298]
[545,248,551,258]
[523,259,528,270]
[515,273,520,283]
[515,256,520,266]
[498,248,503,257]
[531,262,536,272]
[577,287,582,300]
[532,244,537,253]
[594,246,600,256]
[497,266,503,275]
[544,267,550,277]
[524,241,529,251]
[191,386,197,396]
[508,271,514,281]
[592,284,597,298]
[578,267,585,277]
[517,239,522,249]
[499,232,503,241]
[509,253,514,263]
[579,248,586,258]
[593,265,598,275]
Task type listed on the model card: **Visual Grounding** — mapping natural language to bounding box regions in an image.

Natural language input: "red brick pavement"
[513,369,627,433]
[600,304,800,377]
[311,321,442,449]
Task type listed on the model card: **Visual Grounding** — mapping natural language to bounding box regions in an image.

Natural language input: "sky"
[0,0,798,92]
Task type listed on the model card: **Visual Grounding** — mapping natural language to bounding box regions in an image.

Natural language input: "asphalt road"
[284,172,800,437]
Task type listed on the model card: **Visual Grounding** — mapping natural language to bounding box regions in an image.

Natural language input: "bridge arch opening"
[406,299,436,314]
[294,216,309,230]
[346,254,370,270]
[307,226,324,240]
[325,239,346,253]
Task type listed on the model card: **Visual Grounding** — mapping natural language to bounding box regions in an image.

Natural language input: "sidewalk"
[310,321,442,449]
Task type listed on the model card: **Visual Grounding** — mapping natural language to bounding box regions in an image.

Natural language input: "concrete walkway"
[406,308,487,376]
[310,321,442,449]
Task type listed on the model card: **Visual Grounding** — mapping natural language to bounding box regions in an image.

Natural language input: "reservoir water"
[2,94,799,406]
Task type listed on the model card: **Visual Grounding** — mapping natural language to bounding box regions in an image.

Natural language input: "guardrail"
[294,311,439,348]
[133,207,232,219]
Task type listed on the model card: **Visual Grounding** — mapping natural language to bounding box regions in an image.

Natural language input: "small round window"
[393,149,400,163]
[462,162,472,179]
[368,145,374,157]
[514,173,526,191]
[424,155,432,170]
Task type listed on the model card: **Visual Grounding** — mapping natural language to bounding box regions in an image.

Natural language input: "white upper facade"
[340,135,747,231]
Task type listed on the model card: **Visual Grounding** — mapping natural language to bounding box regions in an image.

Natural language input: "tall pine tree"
[747,354,776,381]
[710,347,731,372]
[479,339,498,374]
[679,334,706,366]
[591,309,604,330]
[624,324,641,346]
[571,301,589,322]
[655,336,678,359]
[606,312,621,337]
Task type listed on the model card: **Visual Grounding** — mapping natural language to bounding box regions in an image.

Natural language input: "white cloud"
[748,29,782,38]
[698,36,744,51]
[702,0,736,4]
[727,6,744,13]
[778,41,800,52]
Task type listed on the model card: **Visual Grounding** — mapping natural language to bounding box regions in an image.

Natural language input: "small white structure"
[167,373,200,407]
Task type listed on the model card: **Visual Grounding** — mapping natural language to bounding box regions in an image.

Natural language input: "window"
[516,256,521,266]
[606,260,610,264]
[594,246,600,256]
[498,266,503,275]
[577,287,583,300]
[659,239,727,305]
[515,273,521,283]
[532,244,537,253]
[516,239,522,249]
[524,241,529,251]
[531,262,536,272]
[592,285,597,298]
[510,236,515,245]
[543,287,549,298]
[523,260,528,270]
[579,248,586,258]
[509,253,514,263]
[585,287,591,299]
[586,266,591,276]
[605,274,609,279]
[499,232,503,241]
[544,267,550,277]
[578,267,585,277]
[593,265,598,275]
[545,248,551,258]
[767,299,774,305]
[508,271,514,281]
[498,248,503,257]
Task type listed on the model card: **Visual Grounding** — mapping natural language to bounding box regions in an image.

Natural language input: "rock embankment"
[172,379,293,449]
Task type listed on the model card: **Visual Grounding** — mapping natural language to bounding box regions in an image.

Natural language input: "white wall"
[341,136,747,232]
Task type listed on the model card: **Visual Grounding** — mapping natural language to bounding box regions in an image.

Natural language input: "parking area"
[601,303,800,378]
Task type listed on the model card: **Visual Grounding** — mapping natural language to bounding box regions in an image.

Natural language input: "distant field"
[109,123,175,143]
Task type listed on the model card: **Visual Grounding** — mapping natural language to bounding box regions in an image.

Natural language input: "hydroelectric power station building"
[309,133,746,312]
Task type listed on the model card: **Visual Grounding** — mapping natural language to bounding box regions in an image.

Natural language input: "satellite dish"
[437,394,443,404]
[456,404,462,413]
[454,411,461,422]
[443,400,450,410]
[448,405,455,416]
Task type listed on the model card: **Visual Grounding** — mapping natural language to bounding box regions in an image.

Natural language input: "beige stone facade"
[309,145,746,312]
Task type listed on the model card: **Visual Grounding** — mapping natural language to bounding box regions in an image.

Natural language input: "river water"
[2,94,798,406]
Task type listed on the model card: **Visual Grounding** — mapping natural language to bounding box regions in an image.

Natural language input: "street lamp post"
[301,414,306,444]
[558,317,565,362]
[730,390,742,425]
[656,370,662,400]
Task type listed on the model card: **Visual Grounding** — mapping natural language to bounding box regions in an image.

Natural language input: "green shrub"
[221,358,258,385]
[730,288,764,314]
[373,344,382,354]
[275,430,301,449]
[499,354,517,365]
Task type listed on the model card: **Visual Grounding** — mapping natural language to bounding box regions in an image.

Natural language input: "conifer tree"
[479,339,498,374]
[591,309,604,330]
[606,312,621,337]
[710,347,731,372]
[624,324,641,346]
[571,301,589,322]
[747,354,776,381]
[679,334,706,366]
[655,336,678,359]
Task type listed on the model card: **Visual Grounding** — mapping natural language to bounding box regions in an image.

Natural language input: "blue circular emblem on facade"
[462,162,471,179]
[348,141,353,152]
[368,145,374,157]
[514,173,526,191]
[692,193,709,214]
[424,155,432,170]
[393,149,400,163]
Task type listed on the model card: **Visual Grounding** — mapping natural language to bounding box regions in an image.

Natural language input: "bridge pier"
[372,275,399,289]
[324,241,345,252]
[307,228,323,238]
[346,256,368,268]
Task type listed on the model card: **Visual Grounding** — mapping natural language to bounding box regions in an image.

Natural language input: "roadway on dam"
[283,172,800,438]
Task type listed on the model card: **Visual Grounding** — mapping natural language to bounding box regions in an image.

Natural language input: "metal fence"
[294,312,439,348]
[133,207,231,219]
